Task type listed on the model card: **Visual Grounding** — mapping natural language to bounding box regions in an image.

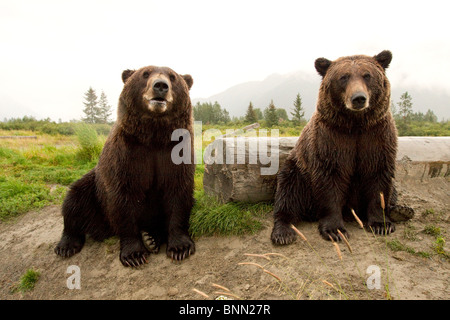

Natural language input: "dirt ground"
[0,177,448,300]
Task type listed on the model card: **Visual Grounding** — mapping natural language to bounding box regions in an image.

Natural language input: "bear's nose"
[351,92,367,110]
[153,79,169,96]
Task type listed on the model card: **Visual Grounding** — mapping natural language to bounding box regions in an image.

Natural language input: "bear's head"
[314,51,392,126]
[119,66,193,119]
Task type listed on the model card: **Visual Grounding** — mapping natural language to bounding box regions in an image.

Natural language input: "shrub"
[75,124,103,162]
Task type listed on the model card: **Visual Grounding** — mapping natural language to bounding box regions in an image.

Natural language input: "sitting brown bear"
[271,50,409,244]
[55,66,195,267]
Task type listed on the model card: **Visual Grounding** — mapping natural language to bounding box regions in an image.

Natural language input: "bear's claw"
[166,235,195,262]
[319,225,350,242]
[120,250,149,268]
[54,234,85,258]
[271,223,297,245]
[367,221,395,235]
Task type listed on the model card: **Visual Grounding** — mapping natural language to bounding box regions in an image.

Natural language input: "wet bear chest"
[315,129,387,174]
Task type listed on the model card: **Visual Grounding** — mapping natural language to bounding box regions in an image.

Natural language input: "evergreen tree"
[397,91,413,123]
[396,91,413,136]
[98,90,113,124]
[424,109,438,123]
[291,93,305,125]
[264,100,278,127]
[82,87,101,124]
[193,101,230,124]
[253,108,263,120]
[245,101,257,123]
[276,108,289,121]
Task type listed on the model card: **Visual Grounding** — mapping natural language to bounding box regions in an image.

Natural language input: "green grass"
[191,163,273,237]
[15,269,41,292]
[424,225,441,237]
[190,189,272,237]
[1,131,272,237]
[0,133,99,221]
[0,176,65,220]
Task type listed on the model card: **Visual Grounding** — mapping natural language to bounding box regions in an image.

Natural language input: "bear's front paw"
[167,235,195,261]
[318,221,350,242]
[271,222,297,245]
[367,221,395,235]
[119,239,149,268]
[54,233,85,258]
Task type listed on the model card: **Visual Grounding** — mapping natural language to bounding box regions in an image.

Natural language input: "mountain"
[193,71,450,121]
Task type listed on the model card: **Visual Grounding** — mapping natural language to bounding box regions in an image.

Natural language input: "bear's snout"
[153,79,169,97]
[143,74,174,113]
[345,78,369,112]
[351,92,367,110]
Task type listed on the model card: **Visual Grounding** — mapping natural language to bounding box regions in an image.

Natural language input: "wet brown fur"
[271,51,398,244]
[55,66,195,267]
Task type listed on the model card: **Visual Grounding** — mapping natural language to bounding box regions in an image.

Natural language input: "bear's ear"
[121,69,136,84]
[315,58,332,77]
[374,50,392,70]
[182,74,193,90]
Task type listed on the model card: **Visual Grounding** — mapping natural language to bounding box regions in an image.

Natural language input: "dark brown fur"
[55,66,195,267]
[271,51,399,244]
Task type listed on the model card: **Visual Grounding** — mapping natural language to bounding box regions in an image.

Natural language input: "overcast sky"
[1,0,449,121]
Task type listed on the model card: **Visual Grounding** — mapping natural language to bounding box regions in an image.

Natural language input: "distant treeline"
[0,116,112,136]
[1,90,449,138]
[194,91,449,136]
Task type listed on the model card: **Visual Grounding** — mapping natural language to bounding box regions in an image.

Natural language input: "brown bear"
[271,50,402,244]
[55,66,196,267]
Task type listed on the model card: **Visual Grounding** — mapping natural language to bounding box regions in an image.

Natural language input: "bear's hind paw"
[367,221,395,235]
[141,231,160,254]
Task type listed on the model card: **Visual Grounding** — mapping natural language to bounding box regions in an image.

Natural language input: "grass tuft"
[189,190,272,237]
[15,269,41,293]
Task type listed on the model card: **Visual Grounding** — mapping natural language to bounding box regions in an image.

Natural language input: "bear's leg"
[163,190,195,261]
[108,204,150,267]
[271,158,310,245]
[362,180,396,235]
[166,209,195,261]
[316,180,350,242]
[55,170,104,258]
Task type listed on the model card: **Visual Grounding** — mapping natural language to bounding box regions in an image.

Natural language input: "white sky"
[1,0,449,121]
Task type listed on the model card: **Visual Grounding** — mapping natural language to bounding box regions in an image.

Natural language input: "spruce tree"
[98,90,112,124]
[291,93,305,125]
[245,101,257,123]
[397,91,413,123]
[396,91,413,135]
[264,100,278,127]
[82,87,101,124]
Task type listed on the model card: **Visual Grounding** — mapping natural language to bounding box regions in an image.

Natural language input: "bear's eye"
[169,74,176,82]
[143,71,150,79]
[363,73,372,81]
[339,75,350,83]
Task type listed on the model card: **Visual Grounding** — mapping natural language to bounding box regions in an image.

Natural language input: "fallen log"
[203,136,450,203]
